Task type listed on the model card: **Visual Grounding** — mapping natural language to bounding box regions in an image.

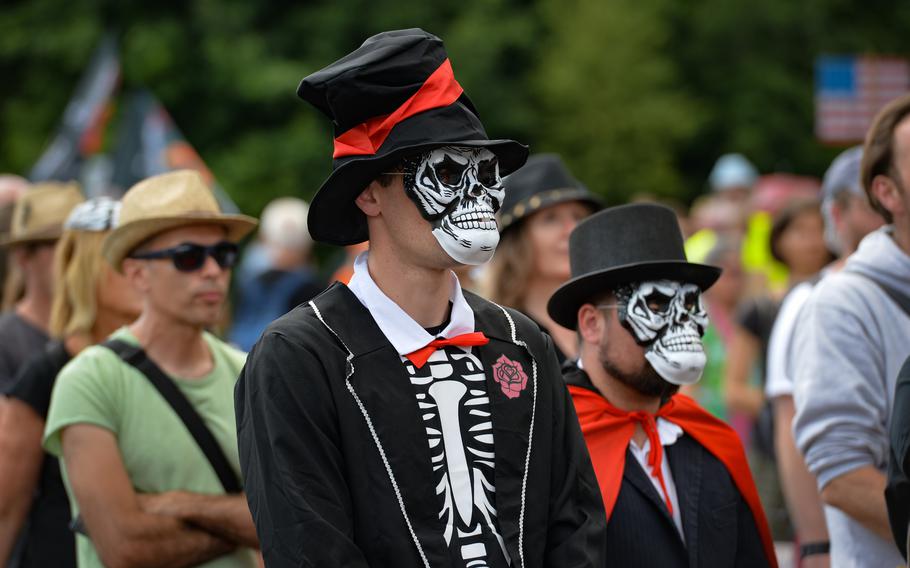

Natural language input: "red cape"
[569,385,778,568]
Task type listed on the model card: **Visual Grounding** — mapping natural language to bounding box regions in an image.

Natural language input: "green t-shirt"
[43,327,257,568]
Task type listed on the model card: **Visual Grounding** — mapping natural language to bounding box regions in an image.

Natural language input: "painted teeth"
[452,220,497,230]
[661,335,702,352]
[452,212,494,222]
[451,211,496,229]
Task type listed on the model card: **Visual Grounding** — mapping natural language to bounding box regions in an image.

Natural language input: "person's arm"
[541,335,607,567]
[820,466,891,541]
[724,324,764,418]
[773,396,829,568]
[236,329,369,567]
[792,295,892,542]
[0,398,44,564]
[138,491,258,548]
[61,423,235,568]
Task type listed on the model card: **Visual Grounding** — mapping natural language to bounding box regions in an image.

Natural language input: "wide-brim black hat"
[499,153,603,233]
[298,28,529,245]
[547,203,721,329]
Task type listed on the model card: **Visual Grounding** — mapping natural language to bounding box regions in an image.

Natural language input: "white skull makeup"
[616,280,709,386]
[403,146,504,265]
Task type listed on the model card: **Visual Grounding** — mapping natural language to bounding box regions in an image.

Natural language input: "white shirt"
[629,419,686,541]
[347,252,510,564]
[575,360,687,541]
[347,252,475,355]
[764,280,816,399]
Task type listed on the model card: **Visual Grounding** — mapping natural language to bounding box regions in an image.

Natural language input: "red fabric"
[405,332,489,369]
[569,386,778,567]
[333,58,464,158]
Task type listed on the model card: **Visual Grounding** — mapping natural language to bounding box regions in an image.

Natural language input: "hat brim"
[500,187,603,233]
[547,260,722,330]
[103,213,258,272]
[308,137,529,245]
[0,225,63,247]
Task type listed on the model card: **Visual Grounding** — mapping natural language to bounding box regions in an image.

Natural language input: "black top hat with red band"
[298,28,529,245]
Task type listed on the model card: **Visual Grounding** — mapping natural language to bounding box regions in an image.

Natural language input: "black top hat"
[498,154,603,233]
[547,203,721,329]
[298,28,529,245]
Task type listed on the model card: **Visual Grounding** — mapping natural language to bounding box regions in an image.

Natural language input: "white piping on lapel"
[492,302,538,568]
[309,299,431,568]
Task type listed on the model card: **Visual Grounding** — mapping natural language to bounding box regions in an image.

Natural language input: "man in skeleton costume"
[547,204,777,567]
[236,29,606,567]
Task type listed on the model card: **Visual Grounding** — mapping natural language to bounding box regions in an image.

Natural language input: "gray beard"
[598,343,679,401]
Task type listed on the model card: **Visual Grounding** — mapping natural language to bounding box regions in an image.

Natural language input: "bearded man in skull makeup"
[548,203,777,567]
[236,29,606,568]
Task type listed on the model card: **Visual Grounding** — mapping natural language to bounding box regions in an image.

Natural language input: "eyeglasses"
[129,241,239,272]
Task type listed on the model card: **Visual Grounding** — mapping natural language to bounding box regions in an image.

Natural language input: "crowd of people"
[0,26,909,568]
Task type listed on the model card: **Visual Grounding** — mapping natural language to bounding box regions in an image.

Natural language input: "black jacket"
[6,341,75,568]
[564,365,770,567]
[236,283,606,567]
[887,355,910,560]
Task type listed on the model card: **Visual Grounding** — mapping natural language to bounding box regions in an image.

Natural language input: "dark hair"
[861,93,910,224]
[376,172,398,188]
[769,198,828,265]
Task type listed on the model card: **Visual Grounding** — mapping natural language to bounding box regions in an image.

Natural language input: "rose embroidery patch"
[492,355,528,399]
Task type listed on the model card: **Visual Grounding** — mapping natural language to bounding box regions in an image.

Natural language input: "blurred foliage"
[2,0,910,216]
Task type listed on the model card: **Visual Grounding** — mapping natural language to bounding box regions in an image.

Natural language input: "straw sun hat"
[0,182,84,247]
[102,170,258,272]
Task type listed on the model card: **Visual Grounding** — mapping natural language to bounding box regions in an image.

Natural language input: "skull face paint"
[615,280,709,386]
[403,146,503,265]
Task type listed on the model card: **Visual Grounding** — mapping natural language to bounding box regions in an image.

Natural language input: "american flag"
[815,55,910,144]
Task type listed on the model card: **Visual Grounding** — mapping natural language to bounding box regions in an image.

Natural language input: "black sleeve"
[7,343,67,418]
[734,493,773,567]
[0,348,15,394]
[235,330,369,567]
[734,298,762,338]
[542,334,607,567]
[886,356,910,559]
[892,356,910,476]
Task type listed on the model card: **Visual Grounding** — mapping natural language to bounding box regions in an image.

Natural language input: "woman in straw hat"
[482,154,600,363]
[0,197,140,568]
[0,181,83,389]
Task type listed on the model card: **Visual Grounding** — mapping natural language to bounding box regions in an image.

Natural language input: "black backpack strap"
[102,339,242,494]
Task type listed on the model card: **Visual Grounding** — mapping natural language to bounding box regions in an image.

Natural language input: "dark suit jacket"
[606,434,770,567]
[236,283,607,567]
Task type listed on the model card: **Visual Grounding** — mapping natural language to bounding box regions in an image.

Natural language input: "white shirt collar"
[629,418,684,451]
[347,251,476,357]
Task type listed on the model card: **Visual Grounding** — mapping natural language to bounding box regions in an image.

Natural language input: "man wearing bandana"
[235,29,606,568]
[548,204,777,567]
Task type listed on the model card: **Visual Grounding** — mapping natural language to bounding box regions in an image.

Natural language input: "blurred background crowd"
[2,1,910,567]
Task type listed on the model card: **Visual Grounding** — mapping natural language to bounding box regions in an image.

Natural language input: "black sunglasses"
[129,241,239,272]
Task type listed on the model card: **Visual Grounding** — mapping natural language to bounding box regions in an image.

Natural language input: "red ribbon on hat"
[333,58,464,158]
[405,331,489,369]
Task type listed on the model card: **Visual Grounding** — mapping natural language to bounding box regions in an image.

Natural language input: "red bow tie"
[405,332,489,368]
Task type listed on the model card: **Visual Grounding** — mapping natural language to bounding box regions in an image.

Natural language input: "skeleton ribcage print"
[405,347,511,567]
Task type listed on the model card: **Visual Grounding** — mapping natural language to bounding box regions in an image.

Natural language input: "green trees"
[1,0,909,214]
[534,0,699,202]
